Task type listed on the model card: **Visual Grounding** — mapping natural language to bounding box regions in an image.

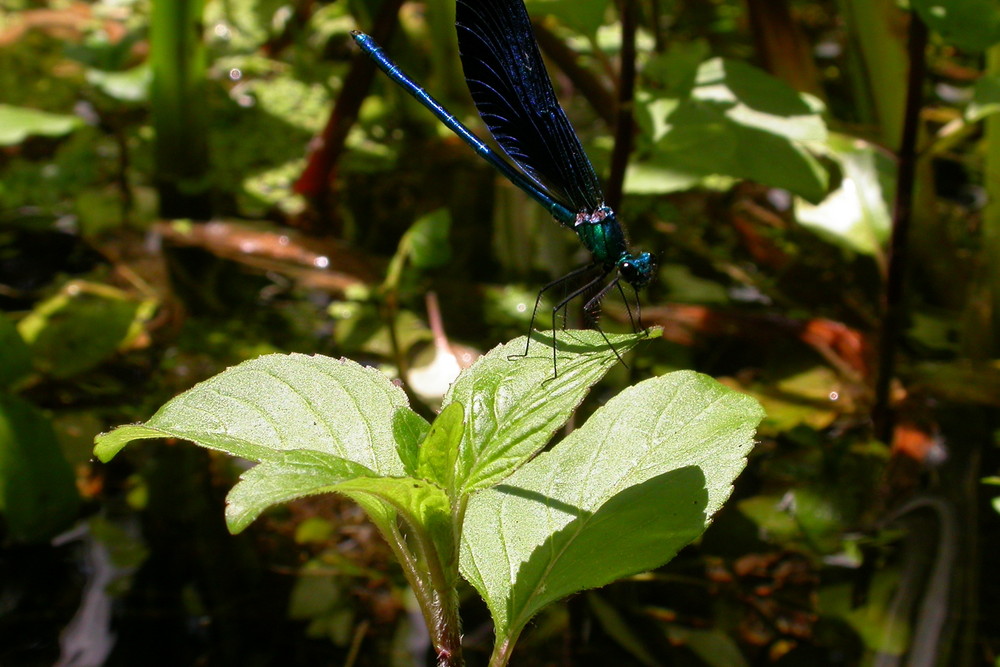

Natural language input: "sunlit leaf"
[225,449,377,532]
[796,133,893,257]
[417,401,465,495]
[17,284,149,379]
[443,329,656,494]
[460,370,763,645]
[94,353,424,473]
[628,59,829,201]
[86,65,152,102]
[0,104,84,146]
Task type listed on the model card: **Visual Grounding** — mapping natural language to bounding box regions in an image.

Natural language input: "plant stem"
[293,0,406,229]
[873,11,928,443]
[150,0,210,218]
[606,0,637,213]
[488,636,515,667]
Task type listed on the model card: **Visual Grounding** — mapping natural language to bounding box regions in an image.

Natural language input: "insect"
[352,0,655,372]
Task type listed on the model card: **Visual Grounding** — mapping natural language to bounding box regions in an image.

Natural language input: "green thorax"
[573,206,629,269]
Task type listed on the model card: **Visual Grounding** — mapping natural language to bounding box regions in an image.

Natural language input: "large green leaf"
[442,329,654,495]
[628,58,829,202]
[225,448,452,561]
[912,0,1000,51]
[226,449,454,615]
[459,371,763,645]
[0,105,84,146]
[795,133,894,256]
[0,395,80,542]
[94,353,425,474]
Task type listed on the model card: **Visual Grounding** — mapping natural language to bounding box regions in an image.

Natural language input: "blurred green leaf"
[661,264,730,304]
[0,394,80,542]
[0,316,32,389]
[0,105,84,146]
[526,0,610,36]
[642,40,712,97]
[796,133,893,256]
[968,74,1000,122]
[332,303,432,357]
[17,283,150,379]
[820,569,910,655]
[405,208,452,269]
[86,65,152,102]
[588,593,659,666]
[912,0,1000,51]
[666,625,749,667]
[295,517,335,543]
[629,59,829,201]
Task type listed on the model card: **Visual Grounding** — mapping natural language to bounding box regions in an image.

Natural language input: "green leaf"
[0,105,84,146]
[968,74,1000,122]
[405,208,452,270]
[665,625,749,667]
[223,447,452,559]
[443,329,655,494]
[795,133,893,256]
[0,316,32,389]
[628,58,829,202]
[459,371,763,645]
[336,476,455,567]
[417,401,466,494]
[588,593,660,666]
[17,284,148,379]
[912,0,1000,51]
[394,408,432,476]
[86,64,152,102]
[225,449,376,533]
[695,59,825,142]
[94,354,422,476]
[642,41,711,98]
[0,394,80,542]
[526,0,610,37]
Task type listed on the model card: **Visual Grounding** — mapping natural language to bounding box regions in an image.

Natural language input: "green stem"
[488,636,516,667]
[384,514,464,665]
[150,0,211,217]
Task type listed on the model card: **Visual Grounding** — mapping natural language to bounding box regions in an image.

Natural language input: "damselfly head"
[618,252,656,288]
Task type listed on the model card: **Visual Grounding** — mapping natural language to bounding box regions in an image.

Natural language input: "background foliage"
[1,0,999,665]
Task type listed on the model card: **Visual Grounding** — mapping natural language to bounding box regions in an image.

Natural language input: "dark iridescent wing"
[456,0,605,215]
